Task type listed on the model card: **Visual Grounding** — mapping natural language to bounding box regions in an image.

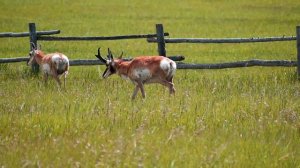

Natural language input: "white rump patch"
[51,54,69,64]
[160,59,170,72]
[51,54,69,71]
[169,61,176,76]
[160,59,176,76]
[61,55,69,62]
[51,54,61,63]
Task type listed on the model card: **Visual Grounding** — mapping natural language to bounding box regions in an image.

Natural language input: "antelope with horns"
[27,43,69,87]
[95,48,176,99]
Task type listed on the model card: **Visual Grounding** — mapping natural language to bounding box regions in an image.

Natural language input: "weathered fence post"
[29,23,39,73]
[296,26,300,79]
[297,26,300,79]
[156,24,166,56]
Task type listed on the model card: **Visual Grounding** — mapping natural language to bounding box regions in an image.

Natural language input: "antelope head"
[27,43,42,65]
[95,48,115,78]
[95,48,122,78]
[27,42,38,65]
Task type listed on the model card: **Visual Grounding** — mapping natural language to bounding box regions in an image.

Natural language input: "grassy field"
[1,0,300,167]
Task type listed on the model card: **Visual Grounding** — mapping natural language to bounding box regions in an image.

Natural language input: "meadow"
[1,0,300,167]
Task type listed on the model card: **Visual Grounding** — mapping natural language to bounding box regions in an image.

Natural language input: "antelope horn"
[107,48,114,60]
[95,48,107,63]
[30,42,36,50]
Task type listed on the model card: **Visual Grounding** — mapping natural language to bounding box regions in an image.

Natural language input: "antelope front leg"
[131,81,146,99]
[132,85,139,100]
[137,81,146,98]
[43,73,49,86]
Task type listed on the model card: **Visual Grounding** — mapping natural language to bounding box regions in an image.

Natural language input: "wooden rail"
[177,60,296,69]
[1,57,296,69]
[38,33,169,41]
[147,36,296,43]
[0,57,29,63]
[0,56,185,65]
[0,30,60,38]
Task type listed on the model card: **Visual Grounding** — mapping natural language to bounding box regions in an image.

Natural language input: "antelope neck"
[33,50,46,64]
[114,59,131,77]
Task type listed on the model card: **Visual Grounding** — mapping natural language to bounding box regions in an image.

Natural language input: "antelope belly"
[121,74,129,80]
[133,68,151,81]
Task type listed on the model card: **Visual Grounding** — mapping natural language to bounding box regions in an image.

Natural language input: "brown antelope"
[27,43,69,87]
[95,48,176,99]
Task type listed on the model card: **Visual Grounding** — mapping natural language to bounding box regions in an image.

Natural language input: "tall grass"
[1,0,300,167]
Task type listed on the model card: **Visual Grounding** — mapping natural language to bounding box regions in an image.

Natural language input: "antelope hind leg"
[53,76,62,87]
[160,80,175,94]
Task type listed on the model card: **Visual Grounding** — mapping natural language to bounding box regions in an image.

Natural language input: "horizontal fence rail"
[147,36,296,43]
[0,55,185,65]
[69,56,185,65]
[1,57,296,69]
[0,30,60,38]
[38,33,169,41]
[0,57,29,63]
[177,59,297,69]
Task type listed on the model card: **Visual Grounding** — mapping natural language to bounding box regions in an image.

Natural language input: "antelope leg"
[132,85,139,100]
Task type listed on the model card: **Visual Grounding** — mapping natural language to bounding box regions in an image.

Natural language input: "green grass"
[1,0,300,167]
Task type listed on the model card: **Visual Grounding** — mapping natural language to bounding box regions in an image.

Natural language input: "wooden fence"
[0,23,183,71]
[0,23,300,79]
[147,25,300,79]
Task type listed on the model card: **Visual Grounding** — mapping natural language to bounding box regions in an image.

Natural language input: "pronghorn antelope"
[95,48,176,99]
[27,43,69,87]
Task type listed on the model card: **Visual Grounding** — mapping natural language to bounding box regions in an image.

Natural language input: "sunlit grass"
[1,0,300,167]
